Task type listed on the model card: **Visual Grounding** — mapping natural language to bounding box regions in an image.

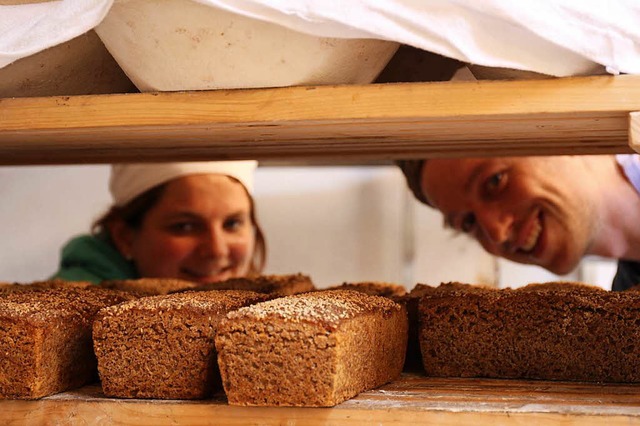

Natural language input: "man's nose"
[476,208,514,249]
[200,227,229,257]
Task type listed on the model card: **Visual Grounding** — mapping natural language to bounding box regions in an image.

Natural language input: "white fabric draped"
[2,0,640,77]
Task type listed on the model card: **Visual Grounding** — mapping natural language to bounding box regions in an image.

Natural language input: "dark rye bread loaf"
[199,273,315,296]
[0,287,134,399]
[215,290,408,407]
[99,277,197,295]
[516,281,605,292]
[404,282,492,370]
[93,290,269,399]
[419,282,640,382]
[325,281,407,299]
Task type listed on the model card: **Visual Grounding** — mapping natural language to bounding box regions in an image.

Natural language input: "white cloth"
[110,161,258,206]
[2,0,640,77]
[0,0,113,69]
[196,0,640,76]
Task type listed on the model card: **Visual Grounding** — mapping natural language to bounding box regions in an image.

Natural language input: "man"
[398,155,640,290]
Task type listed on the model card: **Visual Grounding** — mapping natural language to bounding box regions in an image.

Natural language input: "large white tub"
[94,0,399,91]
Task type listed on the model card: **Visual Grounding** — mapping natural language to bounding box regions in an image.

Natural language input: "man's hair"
[395,159,432,206]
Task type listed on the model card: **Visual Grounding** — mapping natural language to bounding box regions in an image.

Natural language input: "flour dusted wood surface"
[1,75,640,165]
[3,374,640,425]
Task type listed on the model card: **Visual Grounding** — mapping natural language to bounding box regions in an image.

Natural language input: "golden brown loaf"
[93,290,269,399]
[325,281,407,299]
[0,279,94,293]
[215,289,408,407]
[199,273,315,296]
[99,277,197,295]
[419,282,640,382]
[0,287,134,399]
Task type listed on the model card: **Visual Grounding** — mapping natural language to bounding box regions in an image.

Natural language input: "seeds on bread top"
[0,287,134,323]
[225,289,403,329]
[98,290,268,317]
[200,273,314,294]
[327,281,407,298]
[99,278,197,295]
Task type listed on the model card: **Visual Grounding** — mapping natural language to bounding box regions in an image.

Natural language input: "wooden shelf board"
[1,75,639,165]
[3,374,640,425]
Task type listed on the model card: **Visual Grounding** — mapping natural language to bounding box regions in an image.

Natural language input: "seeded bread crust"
[0,287,134,399]
[93,290,269,399]
[99,278,197,295]
[325,281,407,299]
[515,281,605,292]
[0,280,94,293]
[215,289,408,407]
[199,273,315,296]
[419,282,640,382]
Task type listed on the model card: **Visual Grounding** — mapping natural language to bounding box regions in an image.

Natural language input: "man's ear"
[108,220,135,261]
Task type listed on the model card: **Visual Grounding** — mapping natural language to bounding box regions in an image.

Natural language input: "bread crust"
[216,290,408,406]
[93,290,269,399]
[0,287,134,399]
[418,282,640,382]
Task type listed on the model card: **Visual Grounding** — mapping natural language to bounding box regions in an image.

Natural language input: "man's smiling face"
[420,156,597,274]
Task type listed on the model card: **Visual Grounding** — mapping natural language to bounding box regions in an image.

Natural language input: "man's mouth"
[521,219,541,252]
[516,210,543,255]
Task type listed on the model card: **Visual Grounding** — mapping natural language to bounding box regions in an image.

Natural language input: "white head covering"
[110,161,258,207]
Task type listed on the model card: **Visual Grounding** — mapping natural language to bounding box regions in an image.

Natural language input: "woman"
[51,161,265,284]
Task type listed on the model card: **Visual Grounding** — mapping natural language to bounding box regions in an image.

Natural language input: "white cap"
[110,161,258,206]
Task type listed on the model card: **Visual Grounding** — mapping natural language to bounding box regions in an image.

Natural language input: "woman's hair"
[93,178,266,275]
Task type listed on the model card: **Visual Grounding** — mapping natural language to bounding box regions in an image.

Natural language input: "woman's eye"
[168,222,196,233]
[224,217,246,231]
[461,213,476,233]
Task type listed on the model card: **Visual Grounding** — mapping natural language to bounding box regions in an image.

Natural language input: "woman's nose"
[200,227,229,257]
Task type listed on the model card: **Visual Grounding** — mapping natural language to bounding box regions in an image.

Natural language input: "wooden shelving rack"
[2,74,640,165]
[2,74,640,424]
[4,374,640,425]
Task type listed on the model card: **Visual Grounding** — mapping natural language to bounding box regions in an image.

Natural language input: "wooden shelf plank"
[3,374,640,425]
[1,75,639,165]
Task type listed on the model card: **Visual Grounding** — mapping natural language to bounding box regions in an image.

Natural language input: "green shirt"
[50,234,138,284]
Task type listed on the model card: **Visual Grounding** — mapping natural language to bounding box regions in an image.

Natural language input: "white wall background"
[0,165,616,289]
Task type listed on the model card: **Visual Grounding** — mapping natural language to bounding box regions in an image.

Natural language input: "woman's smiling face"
[124,174,255,283]
[421,156,597,274]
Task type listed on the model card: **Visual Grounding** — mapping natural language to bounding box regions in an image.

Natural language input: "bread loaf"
[99,277,197,295]
[199,273,315,296]
[403,284,433,370]
[215,289,408,406]
[0,287,134,399]
[403,282,492,370]
[93,290,269,399]
[0,279,94,293]
[419,282,640,382]
[325,281,407,298]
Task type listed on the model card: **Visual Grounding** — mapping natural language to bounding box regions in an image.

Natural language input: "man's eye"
[461,213,476,233]
[484,171,506,196]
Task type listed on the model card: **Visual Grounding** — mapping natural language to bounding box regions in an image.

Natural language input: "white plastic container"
[95,0,399,91]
